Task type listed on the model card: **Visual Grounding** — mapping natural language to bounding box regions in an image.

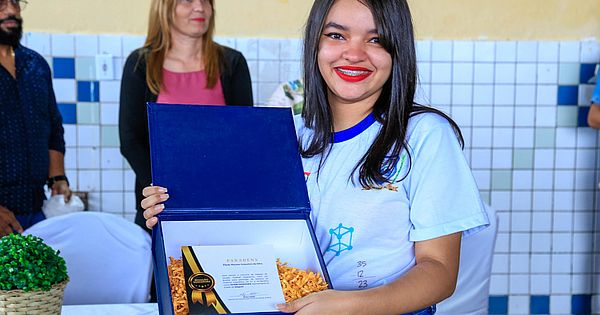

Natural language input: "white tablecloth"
[61,303,158,314]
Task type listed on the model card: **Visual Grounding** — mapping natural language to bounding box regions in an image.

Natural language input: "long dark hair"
[301,0,463,188]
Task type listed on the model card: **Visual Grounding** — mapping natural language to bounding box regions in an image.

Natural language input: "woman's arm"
[119,50,153,187]
[278,233,461,315]
[588,105,600,129]
[222,49,254,106]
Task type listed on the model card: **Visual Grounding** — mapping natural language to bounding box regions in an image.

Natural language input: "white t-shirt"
[295,112,489,290]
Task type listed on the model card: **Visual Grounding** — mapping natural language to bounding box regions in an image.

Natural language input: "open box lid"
[147,103,310,213]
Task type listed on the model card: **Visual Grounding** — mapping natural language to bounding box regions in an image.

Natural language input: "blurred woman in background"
[119,0,253,232]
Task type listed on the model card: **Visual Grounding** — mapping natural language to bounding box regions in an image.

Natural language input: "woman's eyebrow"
[323,22,378,35]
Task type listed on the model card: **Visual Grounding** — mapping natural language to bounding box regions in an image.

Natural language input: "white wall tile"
[555,127,577,148]
[124,170,136,191]
[511,191,531,211]
[495,232,509,252]
[531,234,551,253]
[101,170,124,191]
[258,39,280,60]
[493,107,514,127]
[100,103,119,125]
[554,149,575,169]
[451,84,472,105]
[471,127,492,148]
[551,254,572,273]
[573,212,594,232]
[492,253,508,273]
[25,32,51,56]
[258,60,279,82]
[98,35,122,57]
[257,82,279,105]
[495,41,517,62]
[452,41,473,62]
[489,274,508,295]
[494,85,515,106]
[101,148,123,169]
[514,107,535,127]
[579,84,595,104]
[577,128,597,148]
[533,169,554,188]
[472,106,493,126]
[473,63,494,84]
[559,41,581,62]
[75,34,98,57]
[535,107,556,127]
[492,149,513,168]
[236,38,258,60]
[510,254,530,273]
[508,294,529,315]
[474,41,495,62]
[473,84,494,106]
[417,62,431,83]
[538,41,559,62]
[533,191,553,211]
[64,148,77,169]
[279,61,301,82]
[515,85,536,105]
[531,274,550,295]
[452,63,473,84]
[213,36,235,49]
[101,192,124,213]
[516,63,537,84]
[63,125,77,147]
[450,106,471,126]
[572,274,592,294]
[416,40,431,62]
[574,191,594,211]
[431,40,452,62]
[511,212,531,231]
[279,38,302,60]
[121,35,145,58]
[537,63,558,84]
[553,212,573,232]
[77,125,100,147]
[493,128,513,148]
[113,57,124,81]
[77,147,100,169]
[513,128,534,148]
[99,80,120,102]
[553,191,574,211]
[517,41,538,62]
[532,212,552,232]
[575,171,595,190]
[550,294,571,313]
[573,233,593,252]
[535,85,558,105]
[78,170,100,192]
[430,84,451,105]
[52,79,76,103]
[472,170,490,190]
[414,84,430,104]
[509,274,529,294]
[511,233,531,253]
[431,62,452,83]
[580,40,600,63]
[495,63,516,84]
[471,149,492,169]
[51,34,75,57]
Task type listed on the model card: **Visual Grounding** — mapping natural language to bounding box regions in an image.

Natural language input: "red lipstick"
[334,66,372,82]
[192,18,206,22]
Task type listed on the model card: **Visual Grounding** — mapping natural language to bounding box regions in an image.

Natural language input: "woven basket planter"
[0,279,68,315]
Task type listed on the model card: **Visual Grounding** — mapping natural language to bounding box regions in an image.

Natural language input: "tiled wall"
[22,32,599,314]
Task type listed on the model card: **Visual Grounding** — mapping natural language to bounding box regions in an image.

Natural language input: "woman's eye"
[369,37,380,44]
[324,33,344,40]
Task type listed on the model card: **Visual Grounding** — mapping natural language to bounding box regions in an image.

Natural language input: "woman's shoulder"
[220,45,247,63]
[124,47,148,72]
[406,110,456,142]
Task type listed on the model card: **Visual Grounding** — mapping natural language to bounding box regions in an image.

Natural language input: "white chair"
[25,212,152,305]
[436,203,498,315]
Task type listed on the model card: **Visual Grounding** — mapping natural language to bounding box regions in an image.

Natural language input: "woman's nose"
[342,42,368,63]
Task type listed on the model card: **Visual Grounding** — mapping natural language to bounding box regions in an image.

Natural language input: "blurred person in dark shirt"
[0,0,71,236]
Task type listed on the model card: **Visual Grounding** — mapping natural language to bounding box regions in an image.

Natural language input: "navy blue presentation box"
[147,103,331,315]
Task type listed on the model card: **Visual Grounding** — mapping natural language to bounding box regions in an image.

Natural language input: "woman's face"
[317,0,392,109]
[172,0,212,39]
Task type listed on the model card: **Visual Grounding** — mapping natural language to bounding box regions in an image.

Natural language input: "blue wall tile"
[52,57,75,79]
[557,85,579,105]
[580,63,597,84]
[489,296,508,315]
[530,295,550,314]
[58,103,77,124]
[578,106,590,127]
[572,294,592,315]
[77,81,100,102]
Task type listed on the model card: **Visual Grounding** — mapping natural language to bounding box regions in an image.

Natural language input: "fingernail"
[154,204,164,211]
[160,194,169,200]
[158,187,167,193]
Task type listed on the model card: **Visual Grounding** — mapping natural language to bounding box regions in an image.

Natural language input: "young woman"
[142,0,488,314]
[119,0,253,232]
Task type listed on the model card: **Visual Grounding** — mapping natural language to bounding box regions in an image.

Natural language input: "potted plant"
[0,234,69,314]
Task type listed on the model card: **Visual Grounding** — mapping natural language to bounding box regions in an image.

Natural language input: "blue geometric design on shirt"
[326,223,354,256]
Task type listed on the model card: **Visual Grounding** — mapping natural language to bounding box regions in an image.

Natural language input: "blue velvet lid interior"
[147,103,310,212]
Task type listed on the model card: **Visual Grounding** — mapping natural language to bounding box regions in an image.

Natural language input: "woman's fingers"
[143,204,165,220]
[146,217,159,229]
[140,194,169,210]
[142,185,167,197]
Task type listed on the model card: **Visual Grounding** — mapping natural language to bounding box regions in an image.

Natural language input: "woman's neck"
[165,32,205,72]
[329,92,378,132]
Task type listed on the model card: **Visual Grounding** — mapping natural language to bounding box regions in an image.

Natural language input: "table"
[61,303,158,314]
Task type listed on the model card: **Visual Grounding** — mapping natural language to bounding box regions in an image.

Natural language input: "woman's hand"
[276,290,359,315]
[141,186,169,229]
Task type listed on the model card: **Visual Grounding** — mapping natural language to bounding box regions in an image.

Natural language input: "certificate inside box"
[182,244,285,314]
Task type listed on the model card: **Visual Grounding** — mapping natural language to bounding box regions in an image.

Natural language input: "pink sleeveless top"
[157,68,226,105]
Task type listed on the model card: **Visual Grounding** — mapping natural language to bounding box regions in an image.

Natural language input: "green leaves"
[0,234,68,292]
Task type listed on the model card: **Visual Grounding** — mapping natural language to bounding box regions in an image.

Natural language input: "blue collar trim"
[332,113,376,143]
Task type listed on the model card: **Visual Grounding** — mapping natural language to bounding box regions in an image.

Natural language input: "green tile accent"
[513,149,534,169]
[75,57,96,80]
[101,126,120,147]
[558,63,580,85]
[480,191,491,204]
[491,170,512,190]
[76,102,99,124]
[535,128,555,148]
[556,106,578,127]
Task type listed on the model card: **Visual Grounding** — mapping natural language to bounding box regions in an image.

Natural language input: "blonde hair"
[143,0,222,95]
